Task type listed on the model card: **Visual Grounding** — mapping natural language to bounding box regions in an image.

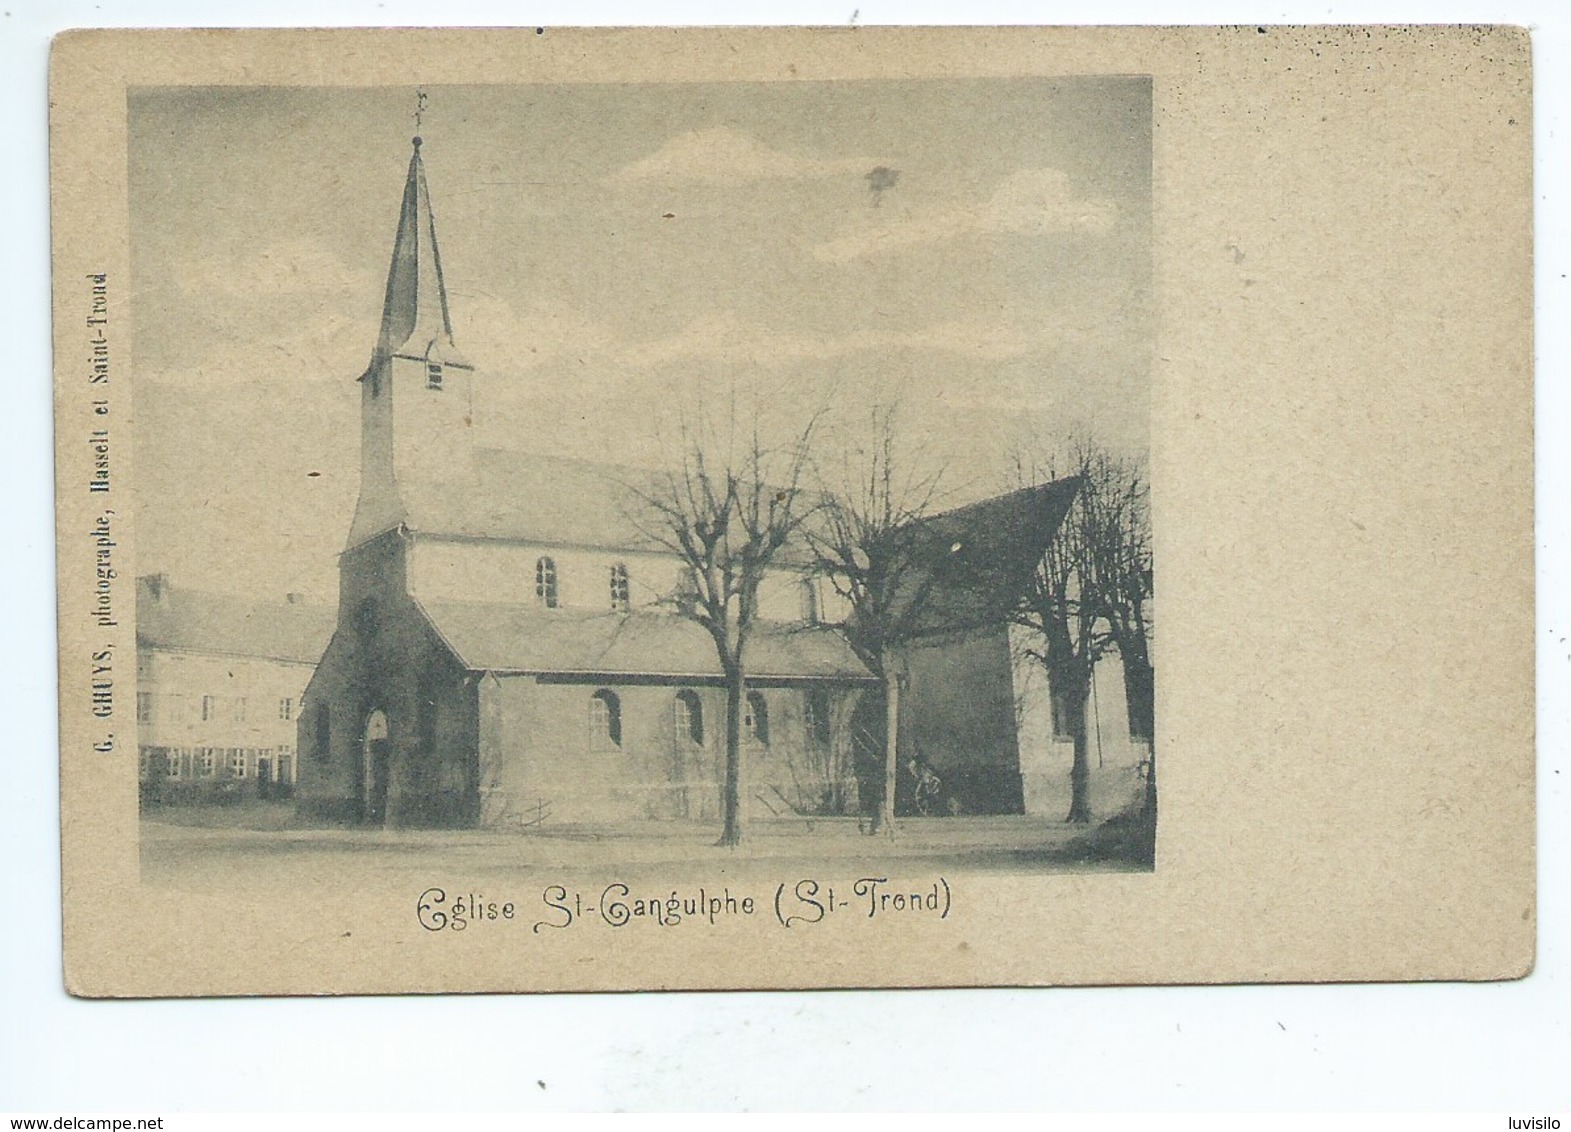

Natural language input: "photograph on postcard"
[128,79,1156,891]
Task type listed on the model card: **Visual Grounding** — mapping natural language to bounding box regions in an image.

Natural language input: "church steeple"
[375,136,466,366]
[349,135,477,550]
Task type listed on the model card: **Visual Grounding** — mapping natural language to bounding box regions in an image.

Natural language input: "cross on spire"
[413,88,428,135]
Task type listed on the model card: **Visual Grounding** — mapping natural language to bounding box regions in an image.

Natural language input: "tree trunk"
[1122,653,1154,744]
[1143,741,1157,820]
[718,671,745,847]
[871,668,900,836]
[1063,676,1092,824]
[1118,651,1156,829]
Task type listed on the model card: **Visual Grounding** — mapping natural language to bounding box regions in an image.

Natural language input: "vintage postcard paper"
[50,26,1533,996]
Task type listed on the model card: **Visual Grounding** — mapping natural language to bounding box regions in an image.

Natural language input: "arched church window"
[674,690,704,747]
[314,705,331,761]
[354,597,379,639]
[535,557,558,609]
[744,691,770,746]
[589,689,622,751]
[674,571,700,617]
[609,563,631,612]
[426,362,444,390]
[801,578,820,624]
[804,688,832,749]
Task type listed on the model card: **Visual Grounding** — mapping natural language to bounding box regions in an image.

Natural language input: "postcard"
[50,25,1534,995]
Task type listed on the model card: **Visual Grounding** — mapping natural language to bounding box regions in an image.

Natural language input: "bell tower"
[348,136,476,547]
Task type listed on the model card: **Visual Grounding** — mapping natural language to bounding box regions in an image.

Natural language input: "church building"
[297,137,1095,830]
[296,139,875,829]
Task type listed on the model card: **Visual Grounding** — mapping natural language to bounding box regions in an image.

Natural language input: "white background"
[2,0,1566,1113]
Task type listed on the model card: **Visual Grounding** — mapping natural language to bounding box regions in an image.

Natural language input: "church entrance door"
[362,710,391,827]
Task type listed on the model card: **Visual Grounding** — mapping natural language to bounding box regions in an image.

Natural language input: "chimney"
[142,573,171,606]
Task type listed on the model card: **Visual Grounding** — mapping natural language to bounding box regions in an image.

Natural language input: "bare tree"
[634,411,821,847]
[1014,439,1154,827]
[1085,452,1155,820]
[1018,493,1101,821]
[807,404,947,836]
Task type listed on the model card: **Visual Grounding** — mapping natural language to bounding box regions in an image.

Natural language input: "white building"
[136,574,336,804]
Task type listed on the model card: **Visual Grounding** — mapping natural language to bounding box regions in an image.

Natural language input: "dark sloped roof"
[418,600,873,682]
[886,477,1082,639]
[136,576,336,664]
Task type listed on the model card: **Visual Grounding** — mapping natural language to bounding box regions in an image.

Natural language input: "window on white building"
[165,750,181,779]
[136,692,152,723]
[674,690,704,747]
[589,689,622,751]
[201,695,216,722]
[230,749,247,778]
[804,688,833,750]
[199,748,216,777]
[536,557,559,609]
[674,572,700,617]
[801,578,820,624]
[609,563,631,612]
[427,362,444,390]
[279,697,294,721]
[744,691,770,746]
[233,697,248,723]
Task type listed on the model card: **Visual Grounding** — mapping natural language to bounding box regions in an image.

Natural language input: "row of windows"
[136,693,296,725]
[534,556,823,622]
[141,745,296,782]
[591,688,759,751]
[535,557,633,612]
[585,688,836,753]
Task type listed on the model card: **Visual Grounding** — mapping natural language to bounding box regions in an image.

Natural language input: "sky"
[129,79,1152,601]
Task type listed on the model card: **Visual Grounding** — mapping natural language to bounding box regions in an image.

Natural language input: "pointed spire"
[376,136,465,364]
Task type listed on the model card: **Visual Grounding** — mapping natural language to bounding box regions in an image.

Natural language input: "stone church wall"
[476,677,863,828]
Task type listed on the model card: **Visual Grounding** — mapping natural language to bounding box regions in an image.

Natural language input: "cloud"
[812,168,1118,263]
[141,237,381,385]
[607,127,869,185]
